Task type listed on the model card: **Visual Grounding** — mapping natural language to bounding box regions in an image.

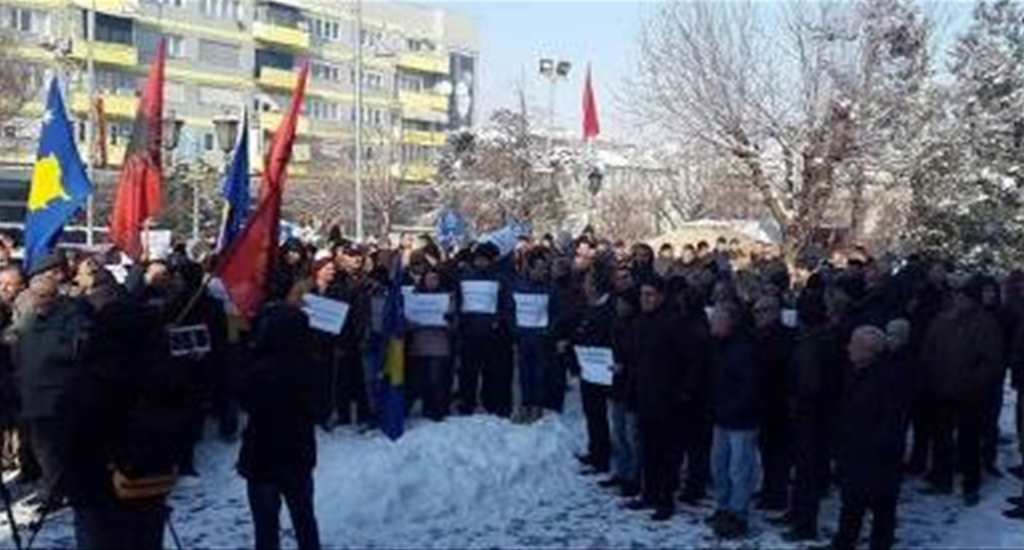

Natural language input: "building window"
[166,34,185,58]
[398,74,422,92]
[204,133,214,151]
[92,13,133,45]
[200,0,241,20]
[199,39,240,68]
[150,0,185,7]
[373,109,381,126]
[1,7,50,35]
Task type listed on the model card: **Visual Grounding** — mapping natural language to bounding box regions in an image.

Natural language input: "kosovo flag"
[372,260,406,440]
[24,79,93,272]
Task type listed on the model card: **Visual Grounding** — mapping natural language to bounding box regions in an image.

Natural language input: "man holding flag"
[23,78,93,271]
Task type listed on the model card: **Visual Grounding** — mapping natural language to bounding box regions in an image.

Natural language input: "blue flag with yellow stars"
[24,78,93,271]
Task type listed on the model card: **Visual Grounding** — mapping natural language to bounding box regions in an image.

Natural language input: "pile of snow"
[1,383,1023,549]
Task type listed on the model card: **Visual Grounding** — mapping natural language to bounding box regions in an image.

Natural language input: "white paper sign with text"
[513,293,549,329]
[460,281,499,314]
[575,346,615,386]
[404,293,450,327]
[302,294,350,335]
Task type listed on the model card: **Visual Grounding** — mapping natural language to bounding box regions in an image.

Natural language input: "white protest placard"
[404,293,450,327]
[782,309,798,328]
[402,285,415,299]
[144,230,173,259]
[460,280,499,314]
[513,293,549,329]
[302,293,350,335]
[575,346,615,386]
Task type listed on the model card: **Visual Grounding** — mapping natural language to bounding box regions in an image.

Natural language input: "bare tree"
[626,0,934,263]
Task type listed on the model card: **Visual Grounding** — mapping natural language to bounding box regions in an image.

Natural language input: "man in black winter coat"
[830,326,907,550]
[623,276,696,522]
[239,301,321,550]
[779,291,839,542]
[752,295,795,512]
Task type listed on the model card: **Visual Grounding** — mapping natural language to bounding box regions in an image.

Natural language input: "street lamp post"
[539,57,571,150]
[213,113,240,240]
[161,111,184,239]
[354,0,364,242]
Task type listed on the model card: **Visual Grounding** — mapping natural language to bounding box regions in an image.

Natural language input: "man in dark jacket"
[830,326,907,550]
[778,290,837,542]
[904,260,950,475]
[752,295,795,512]
[707,301,760,539]
[623,276,695,521]
[15,261,91,507]
[66,293,180,550]
[574,260,616,474]
[239,301,321,550]
[456,243,513,417]
[922,275,1004,506]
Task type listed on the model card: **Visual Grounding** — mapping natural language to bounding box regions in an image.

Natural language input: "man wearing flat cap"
[14,253,92,509]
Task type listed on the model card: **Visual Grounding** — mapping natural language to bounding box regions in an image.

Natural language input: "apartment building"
[0,0,478,238]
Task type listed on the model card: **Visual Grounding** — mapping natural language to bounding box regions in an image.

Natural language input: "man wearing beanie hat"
[456,240,512,417]
[922,273,1004,506]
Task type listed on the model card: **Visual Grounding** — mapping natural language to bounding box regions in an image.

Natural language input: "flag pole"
[84,0,97,246]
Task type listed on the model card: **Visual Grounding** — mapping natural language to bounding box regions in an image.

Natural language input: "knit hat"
[310,257,334,278]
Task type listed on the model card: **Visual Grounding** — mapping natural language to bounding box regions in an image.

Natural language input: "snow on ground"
[1,382,1023,549]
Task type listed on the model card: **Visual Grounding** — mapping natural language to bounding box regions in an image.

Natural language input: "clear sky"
[418,1,975,142]
[422,0,649,140]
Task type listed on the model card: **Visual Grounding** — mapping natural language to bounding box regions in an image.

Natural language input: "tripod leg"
[0,482,22,550]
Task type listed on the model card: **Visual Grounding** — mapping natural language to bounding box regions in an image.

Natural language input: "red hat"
[310,257,334,278]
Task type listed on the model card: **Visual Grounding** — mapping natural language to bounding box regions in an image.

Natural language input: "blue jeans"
[609,401,640,483]
[711,426,759,520]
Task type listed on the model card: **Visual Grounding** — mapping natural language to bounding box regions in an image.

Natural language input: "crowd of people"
[0,228,1021,550]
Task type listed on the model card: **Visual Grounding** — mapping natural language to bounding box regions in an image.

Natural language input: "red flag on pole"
[216,62,309,318]
[582,64,600,141]
[109,39,166,260]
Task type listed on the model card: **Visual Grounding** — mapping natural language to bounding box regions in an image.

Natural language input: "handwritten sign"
[513,293,549,329]
[405,293,450,327]
[302,294,350,335]
[575,346,615,386]
[460,280,499,314]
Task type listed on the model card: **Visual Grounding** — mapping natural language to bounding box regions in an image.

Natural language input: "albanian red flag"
[216,62,309,318]
[109,39,165,260]
[582,64,600,141]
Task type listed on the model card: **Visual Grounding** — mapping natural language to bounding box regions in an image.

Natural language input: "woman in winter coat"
[238,297,321,550]
[406,265,456,420]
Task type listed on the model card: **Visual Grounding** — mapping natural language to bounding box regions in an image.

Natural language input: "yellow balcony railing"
[402,130,446,147]
[397,52,449,75]
[70,93,138,119]
[395,163,437,183]
[71,0,137,12]
[257,66,299,90]
[69,40,138,67]
[253,21,310,50]
[259,111,310,135]
[398,90,448,113]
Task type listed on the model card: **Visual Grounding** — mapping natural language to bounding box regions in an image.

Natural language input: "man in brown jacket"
[922,274,1004,506]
